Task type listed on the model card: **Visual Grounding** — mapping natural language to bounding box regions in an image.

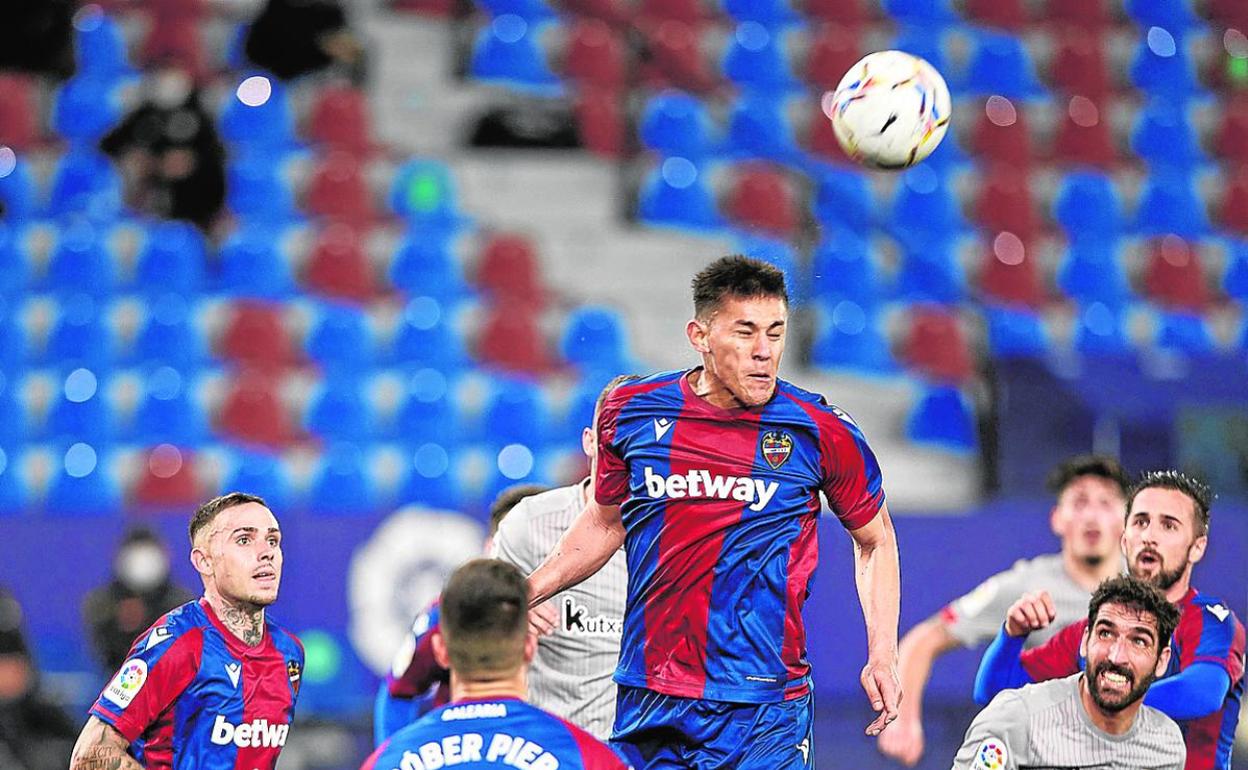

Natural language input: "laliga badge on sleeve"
[105,659,149,708]
[971,737,1007,770]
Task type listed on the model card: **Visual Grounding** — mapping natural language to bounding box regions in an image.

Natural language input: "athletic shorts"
[609,685,814,770]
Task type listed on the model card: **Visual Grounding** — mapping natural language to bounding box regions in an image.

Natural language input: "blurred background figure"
[0,0,75,80]
[99,61,227,231]
[244,0,367,83]
[81,527,195,674]
[0,588,76,770]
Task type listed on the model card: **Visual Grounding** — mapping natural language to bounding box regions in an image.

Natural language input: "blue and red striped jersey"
[594,369,886,703]
[89,599,304,770]
[1020,588,1246,770]
[361,698,630,770]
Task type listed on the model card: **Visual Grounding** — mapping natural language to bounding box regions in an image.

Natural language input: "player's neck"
[205,589,266,647]
[1162,572,1193,605]
[450,670,527,703]
[1061,549,1121,592]
[1078,675,1142,736]
[688,366,746,410]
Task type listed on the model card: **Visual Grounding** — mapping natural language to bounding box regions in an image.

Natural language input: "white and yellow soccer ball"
[824,50,952,170]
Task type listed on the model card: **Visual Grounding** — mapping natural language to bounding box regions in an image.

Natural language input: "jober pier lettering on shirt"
[595,369,886,703]
[89,599,304,770]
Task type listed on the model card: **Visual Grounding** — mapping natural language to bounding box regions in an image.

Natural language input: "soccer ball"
[824,50,952,170]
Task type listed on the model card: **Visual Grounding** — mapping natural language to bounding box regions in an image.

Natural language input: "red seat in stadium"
[1214,98,1248,166]
[1052,99,1119,168]
[576,91,627,158]
[561,0,632,27]
[970,101,1033,170]
[217,371,299,447]
[637,21,720,95]
[563,19,628,90]
[974,168,1040,241]
[0,74,40,151]
[803,25,862,91]
[140,16,207,80]
[805,101,854,165]
[476,303,555,374]
[219,301,300,369]
[900,307,973,384]
[803,0,870,27]
[638,0,711,27]
[725,164,799,238]
[1045,0,1111,30]
[978,233,1045,308]
[1143,236,1211,310]
[306,86,375,155]
[145,0,210,17]
[1208,0,1248,28]
[1217,169,1248,237]
[304,224,380,302]
[304,153,377,227]
[131,446,201,508]
[1049,31,1112,100]
[965,0,1027,30]
[476,234,547,310]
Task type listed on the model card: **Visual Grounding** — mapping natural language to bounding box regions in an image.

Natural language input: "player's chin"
[740,378,776,405]
[248,580,280,605]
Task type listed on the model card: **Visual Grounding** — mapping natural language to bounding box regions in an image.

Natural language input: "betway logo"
[210,715,289,748]
[643,466,778,512]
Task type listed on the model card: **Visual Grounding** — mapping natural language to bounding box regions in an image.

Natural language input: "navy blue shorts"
[610,685,814,769]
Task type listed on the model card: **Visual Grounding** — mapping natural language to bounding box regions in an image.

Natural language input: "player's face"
[1052,476,1126,566]
[1122,488,1206,592]
[1080,603,1170,713]
[202,503,283,608]
[692,295,788,407]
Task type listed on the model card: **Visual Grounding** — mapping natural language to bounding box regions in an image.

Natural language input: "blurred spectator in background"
[81,527,195,674]
[0,0,75,80]
[0,588,77,770]
[99,61,227,231]
[244,0,367,83]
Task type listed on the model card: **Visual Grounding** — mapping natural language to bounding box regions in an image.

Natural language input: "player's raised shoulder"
[776,381,864,430]
[1193,593,1241,628]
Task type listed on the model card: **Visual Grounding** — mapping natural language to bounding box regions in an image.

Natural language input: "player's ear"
[1048,504,1064,537]
[1187,532,1208,565]
[522,629,536,664]
[581,426,595,459]
[431,630,451,670]
[1153,643,1171,678]
[1078,628,1090,660]
[190,542,212,578]
[686,317,710,354]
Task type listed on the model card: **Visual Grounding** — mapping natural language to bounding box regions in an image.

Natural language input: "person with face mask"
[82,528,195,674]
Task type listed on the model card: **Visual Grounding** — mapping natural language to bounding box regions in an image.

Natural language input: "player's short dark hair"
[439,558,529,677]
[1085,575,1180,654]
[594,374,642,417]
[1045,454,1131,498]
[1127,470,1213,536]
[189,492,267,544]
[691,255,788,320]
[488,483,549,536]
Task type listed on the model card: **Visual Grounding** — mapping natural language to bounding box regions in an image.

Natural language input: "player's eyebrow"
[231,527,259,536]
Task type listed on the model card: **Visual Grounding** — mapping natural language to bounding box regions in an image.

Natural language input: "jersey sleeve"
[491,497,539,574]
[951,690,1029,770]
[593,389,629,507]
[88,624,203,743]
[387,603,448,698]
[814,403,885,530]
[1182,602,1246,683]
[1019,620,1085,682]
[942,560,1033,648]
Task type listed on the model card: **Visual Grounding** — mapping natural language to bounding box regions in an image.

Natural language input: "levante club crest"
[760,431,793,469]
[287,661,302,695]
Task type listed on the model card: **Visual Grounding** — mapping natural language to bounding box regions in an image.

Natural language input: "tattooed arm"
[70,717,144,770]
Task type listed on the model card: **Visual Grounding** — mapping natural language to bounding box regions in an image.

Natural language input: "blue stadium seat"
[0,447,27,516]
[810,299,893,373]
[639,92,717,159]
[1131,102,1206,170]
[46,149,123,221]
[218,229,296,298]
[560,306,634,376]
[811,230,881,306]
[307,443,378,515]
[906,385,976,451]
[726,94,800,161]
[884,0,959,26]
[890,29,954,82]
[469,16,561,93]
[306,378,374,442]
[400,443,463,510]
[813,169,873,232]
[736,234,805,302]
[1124,0,1202,33]
[394,380,459,442]
[637,157,723,231]
[894,237,966,304]
[1154,311,1215,355]
[966,32,1044,99]
[0,375,26,446]
[723,0,799,24]
[0,225,31,297]
[221,451,292,512]
[561,379,603,442]
[134,221,208,296]
[985,306,1049,359]
[51,74,125,144]
[74,12,133,77]
[1053,172,1125,243]
[1134,172,1209,238]
[476,0,555,20]
[131,297,207,367]
[307,305,374,372]
[483,379,548,449]
[44,368,113,444]
[389,160,465,231]
[1225,242,1248,302]
[0,159,38,221]
[1129,32,1200,99]
[226,158,301,226]
[45,443,120,515]
[46,223,117,297]
[1056,240,1132,307]
[390,299,471,370]
[389,232,471,298]
[43,299,112,369]
[890,167,966,252]
[722,22,801,92]
[218,76,298,151]
[1074,301,1132,356]
[130,371,209,444]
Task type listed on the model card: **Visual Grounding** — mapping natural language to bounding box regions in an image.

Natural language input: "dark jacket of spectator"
[0,0,75,80]
[244,0,364,82]
[0,588,77,770]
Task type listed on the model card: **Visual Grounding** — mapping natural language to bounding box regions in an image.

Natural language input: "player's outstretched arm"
[527,498,624,609]
[1142,662,1231,720]
[878,616,961,766]
[973,628,1032,705]
[849,503,903,737]
[70,716,144,770]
